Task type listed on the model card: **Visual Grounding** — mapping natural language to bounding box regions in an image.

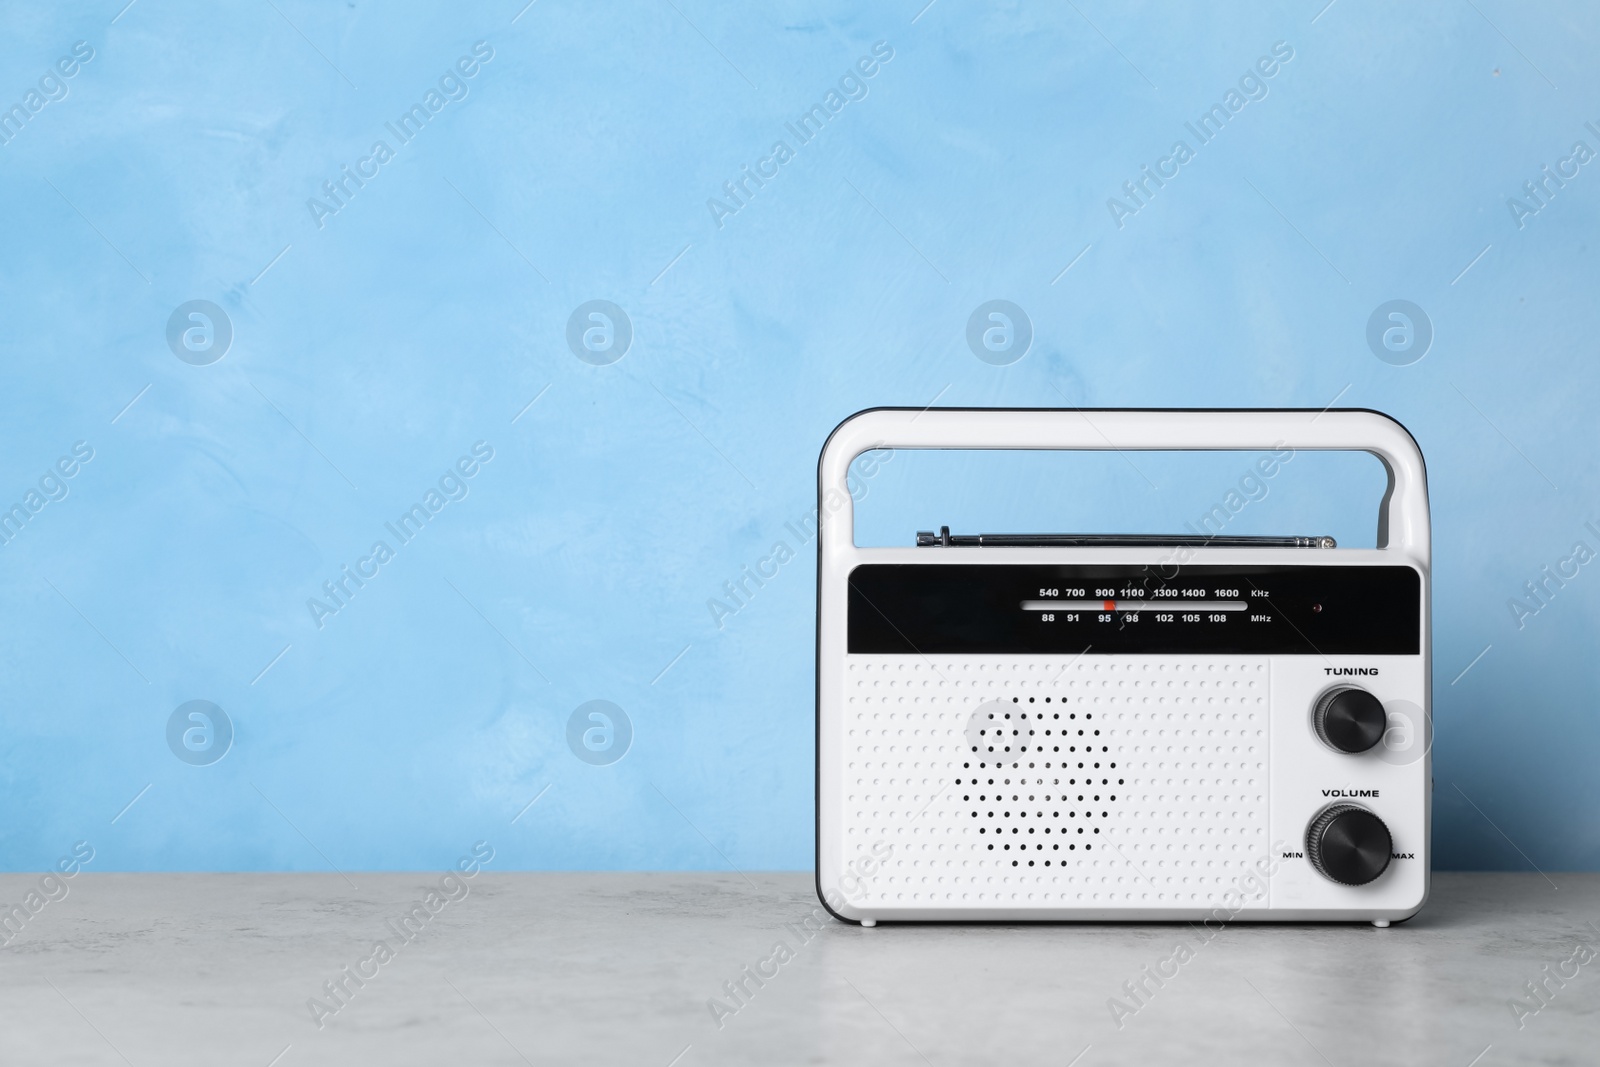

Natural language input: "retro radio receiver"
[816,409,1430,925]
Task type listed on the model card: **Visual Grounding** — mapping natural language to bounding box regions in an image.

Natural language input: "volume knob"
[1314,686,1387,754]
[1306,804,1392,886]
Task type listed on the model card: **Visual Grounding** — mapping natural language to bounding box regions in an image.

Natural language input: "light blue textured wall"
[1,1,1595,872]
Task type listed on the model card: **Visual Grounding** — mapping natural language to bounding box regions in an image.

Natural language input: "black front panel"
[847,564,1421,655]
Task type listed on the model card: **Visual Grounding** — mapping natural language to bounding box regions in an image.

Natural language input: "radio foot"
[1372,919,1391,928]
[860,919,876,928]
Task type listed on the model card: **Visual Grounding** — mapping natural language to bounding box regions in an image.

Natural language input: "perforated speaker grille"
[839,655,1272,909]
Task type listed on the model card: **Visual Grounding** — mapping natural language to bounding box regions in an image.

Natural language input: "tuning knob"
[1314,686,1387,754]
[1307,804,1392,886]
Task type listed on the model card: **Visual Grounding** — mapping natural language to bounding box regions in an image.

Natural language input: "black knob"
[1306,804,1392,886]
[1314,686,1387,753]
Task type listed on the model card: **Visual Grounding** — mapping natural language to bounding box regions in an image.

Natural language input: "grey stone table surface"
[0,872,1595,1066]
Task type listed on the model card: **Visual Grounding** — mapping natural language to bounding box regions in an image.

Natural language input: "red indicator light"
[1103,599,1116,611]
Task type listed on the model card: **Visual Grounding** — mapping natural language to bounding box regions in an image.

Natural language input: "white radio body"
[816,409,1430,926]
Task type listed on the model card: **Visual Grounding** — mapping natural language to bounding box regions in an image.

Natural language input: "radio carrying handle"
[818,408,1430,562]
